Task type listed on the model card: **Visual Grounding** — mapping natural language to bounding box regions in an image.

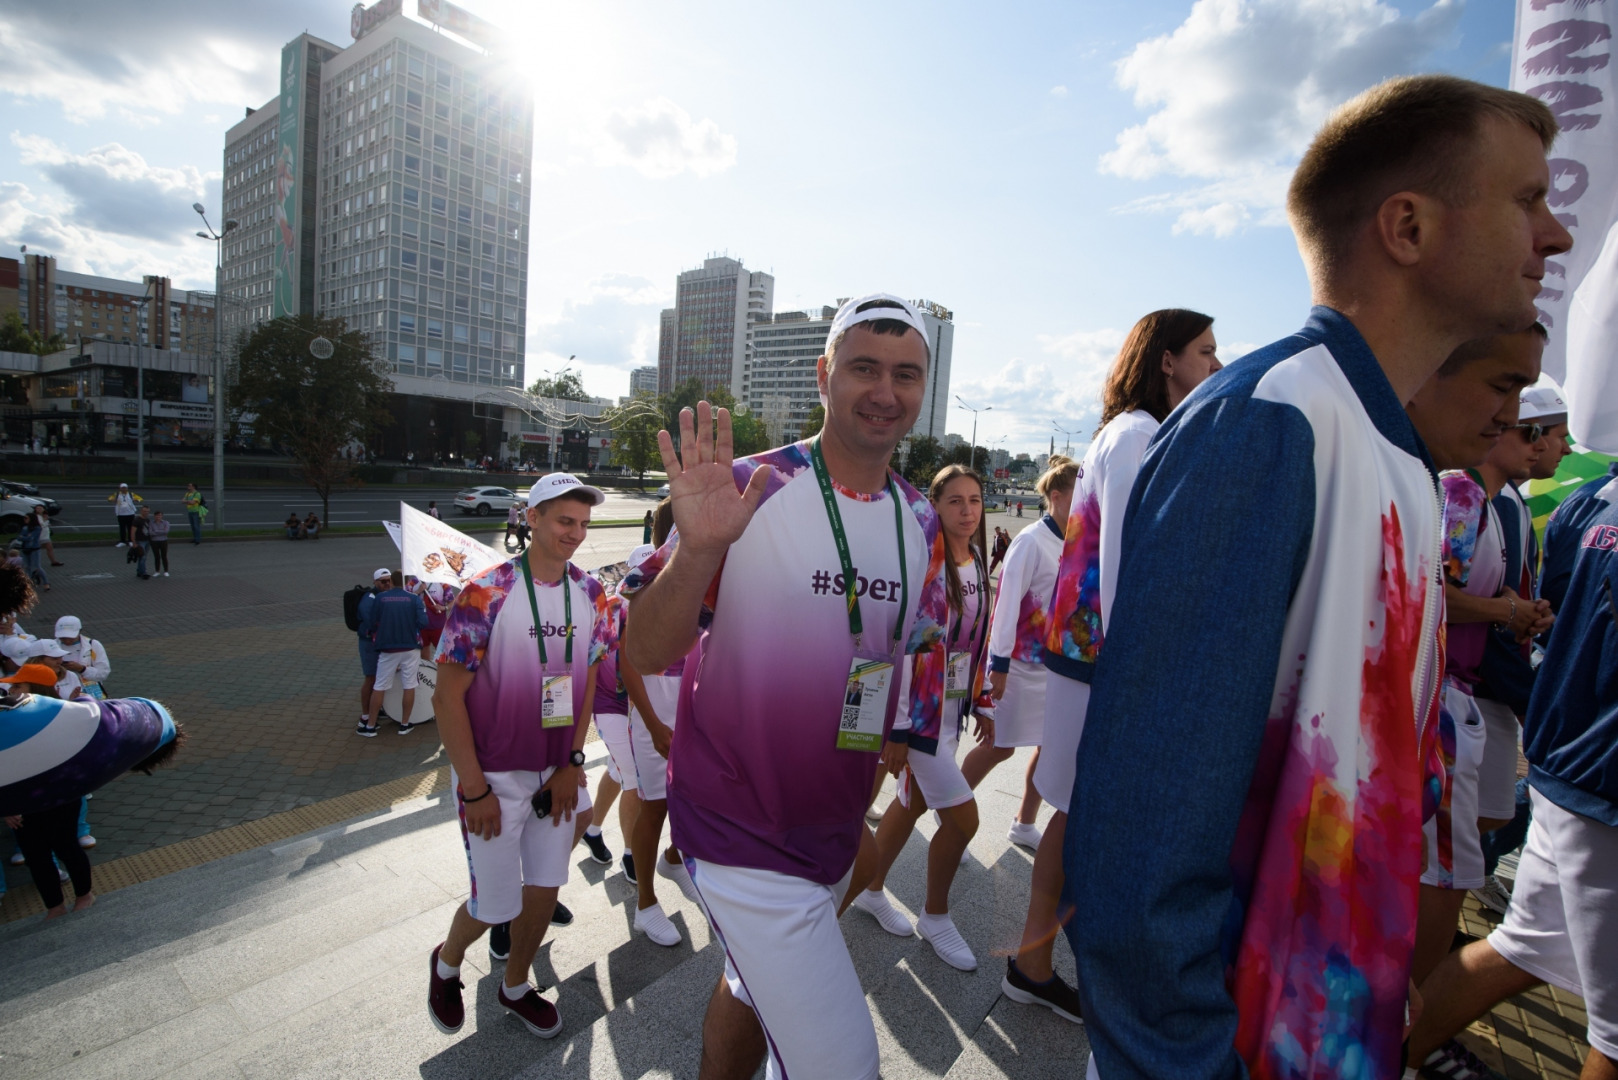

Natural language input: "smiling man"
[622,294,948,1080]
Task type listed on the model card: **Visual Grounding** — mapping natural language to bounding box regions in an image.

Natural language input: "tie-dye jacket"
[986,515,1063,672]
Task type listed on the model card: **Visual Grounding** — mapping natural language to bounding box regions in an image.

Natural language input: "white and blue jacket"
[0,695,177,815]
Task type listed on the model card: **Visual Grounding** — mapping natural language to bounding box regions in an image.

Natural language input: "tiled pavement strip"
[0,512,1595,1077]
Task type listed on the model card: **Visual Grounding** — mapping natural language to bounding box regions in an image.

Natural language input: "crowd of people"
[348,73,1618,1080]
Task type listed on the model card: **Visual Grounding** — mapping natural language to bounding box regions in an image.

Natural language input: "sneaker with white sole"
[1007,822,1042,850]
[1471,875,1512,916]
[1418,1038,1507,1080]
[78,834,96,849]
[917,913,977,971]
[1001,957,1084,1023]
[427,944,465,1034]
[7,851,23,866]
[488,921,510,961]
[582,830,613,866]
[656,855,701,905]
[634,902,682,946]
[500,984,562,1038]
[355,721,378,737]
[622,853,637,885]
[851,889,914,937]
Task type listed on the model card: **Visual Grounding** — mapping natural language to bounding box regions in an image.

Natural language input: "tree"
[943,442,990,475]
[528,370,590,401]
[0,312,65,356]
[232,314,391,526]
[729,407,770,457]
[801,404,825,440]
[658,378,769,455]
[895,435,944,488]
[608,395,663,487]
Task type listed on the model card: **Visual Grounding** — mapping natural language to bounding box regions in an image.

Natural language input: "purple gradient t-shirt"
[622,441,946,884]
[435,558,615,772]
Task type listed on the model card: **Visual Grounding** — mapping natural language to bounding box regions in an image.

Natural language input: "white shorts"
[452,767,593,925]
[630,675,679,802]
[898,717,973,811]
[686,858,877,1080]
[373,649,419,691]
[1488,789,1618,1061]
[992,659,1047,748]
[595,710,636,792]
[1422,684,1487,890]
[1475,697,1522,821]
[1034,673,1091,814]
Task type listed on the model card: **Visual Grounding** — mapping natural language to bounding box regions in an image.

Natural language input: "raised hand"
[657,401,770,556]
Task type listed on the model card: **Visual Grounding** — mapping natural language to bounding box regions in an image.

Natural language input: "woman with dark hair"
[1002,308,1221,1022]
[853,464,993,971]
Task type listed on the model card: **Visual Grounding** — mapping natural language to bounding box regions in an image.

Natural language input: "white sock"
[584,824,602,837]
[436,957,459,980]
[501,980,528,1001]
[360,714,370,723]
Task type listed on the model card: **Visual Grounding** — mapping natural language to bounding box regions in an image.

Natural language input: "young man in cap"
[357,570,428,737]
[55,617,110,700]
[1404,454,1618,1080]
[1065,75,1570,1080]
[622,294,947,1080]
[427,472,615,1040]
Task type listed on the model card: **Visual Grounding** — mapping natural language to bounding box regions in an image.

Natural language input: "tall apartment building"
[629,365,658,397]
[656,256,773,398]
[911,299,954,442]
[220,0,533,460]
[4,255,215,353]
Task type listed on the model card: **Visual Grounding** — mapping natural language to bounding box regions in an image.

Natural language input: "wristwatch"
[569,749,586,767]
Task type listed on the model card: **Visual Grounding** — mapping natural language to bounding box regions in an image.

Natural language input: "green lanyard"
[809,437,908,652]
[520,555,573,666]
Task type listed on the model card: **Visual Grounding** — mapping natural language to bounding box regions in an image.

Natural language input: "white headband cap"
[826,294,932,361]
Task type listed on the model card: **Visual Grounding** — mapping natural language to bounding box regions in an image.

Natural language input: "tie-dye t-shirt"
[1440,470,1505,688]
[592,595,629,717]
[1043,409,1160,681]
[621,440,945,885]
[435,557,615,773]
[987,515,1063,669]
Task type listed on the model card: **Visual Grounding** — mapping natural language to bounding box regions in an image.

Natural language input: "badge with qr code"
[837,658,892,751]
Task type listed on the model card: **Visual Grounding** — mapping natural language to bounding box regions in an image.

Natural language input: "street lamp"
[1052,420,1080,457]
[194,203,237,531]
[955,395,991,472]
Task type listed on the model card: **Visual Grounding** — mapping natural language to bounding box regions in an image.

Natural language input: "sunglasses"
[1509,422,1545,442]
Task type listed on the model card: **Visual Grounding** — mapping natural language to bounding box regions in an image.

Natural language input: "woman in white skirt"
[853,465,992,972]
[1001,308,1221,1023]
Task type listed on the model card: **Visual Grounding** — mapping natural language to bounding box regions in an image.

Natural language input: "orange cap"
[0,663,58,686]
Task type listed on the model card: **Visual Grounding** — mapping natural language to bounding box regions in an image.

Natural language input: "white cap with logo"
[826,294,932,360]
[54,616,82,639]
[28,638,68,659]
[526,472,606,509]
[1519,376,1569,423]
[373,567,392,581]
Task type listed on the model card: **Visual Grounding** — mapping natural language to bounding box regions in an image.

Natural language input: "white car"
[453,486,522,516]
[656,483,670,498]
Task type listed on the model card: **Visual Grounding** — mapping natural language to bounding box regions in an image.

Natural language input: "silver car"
[453,486,522,516]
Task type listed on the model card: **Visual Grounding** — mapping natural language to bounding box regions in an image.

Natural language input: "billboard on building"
[272,41,304,319]
[351,0,401,40]
[417,0,499,50]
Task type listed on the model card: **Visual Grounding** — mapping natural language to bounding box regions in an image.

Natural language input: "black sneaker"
[355,721,379,738]
[1419,1039,1508,1080]
[550,901,573,927]
[489,921,511,962]
[377,710,396,725]
[395,721,414,736]
[582,830,613,865]
[622,853,637,885]
[1001,957,1084,1024]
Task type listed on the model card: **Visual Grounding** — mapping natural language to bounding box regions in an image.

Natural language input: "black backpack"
[343,585,370,632]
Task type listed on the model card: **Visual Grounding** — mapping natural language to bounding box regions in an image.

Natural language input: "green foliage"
[729,407,770,457]
[0,312,65,356]
[608,394,663,485]
[528,370,590,401]
[657,377,768,456]
[893,435,944,488]
[943,442,990,475]
[231,314,391,524]
[800,404,825,440]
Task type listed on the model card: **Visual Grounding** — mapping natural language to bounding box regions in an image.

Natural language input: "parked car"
[0,479,40,497]
[656,483,670,498]
[453,486,523,516]
[0,491,57,535]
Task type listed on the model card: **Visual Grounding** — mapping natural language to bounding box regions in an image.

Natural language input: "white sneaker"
[57,867,69,882]
[851,889,914,937]
[633,902,681,947]
[8,851,24,866]
[162,572,170,577]
[115,542,127,548]
[1007,822,1042,850]
[1472,875,1513,916]
[78,835,96,849]
[917,913,977,971]
[656,855,701,905]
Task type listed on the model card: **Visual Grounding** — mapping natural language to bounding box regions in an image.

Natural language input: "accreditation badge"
[944,652,972,700]
[540,674,574,728]
[838,656,893,751]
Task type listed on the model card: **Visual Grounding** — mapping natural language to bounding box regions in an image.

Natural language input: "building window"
[402,187,418,207]
[452,323,468,343]
[456,206,472,225]
[399,313,416,333]
[404,154,419,173]
[430,195,446,216]
[405,122,421,143]
[429,257,445,276]
[399,343,415,362]
[432,133,449,152]
[425,348,442,367]
[427,319,443,338]
[400,251,418,268]
[406,88,422,110]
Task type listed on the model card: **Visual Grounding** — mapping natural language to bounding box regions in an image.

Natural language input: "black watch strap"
[569,749,586,767]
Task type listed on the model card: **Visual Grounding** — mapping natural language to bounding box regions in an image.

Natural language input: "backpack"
[343,585,370,632]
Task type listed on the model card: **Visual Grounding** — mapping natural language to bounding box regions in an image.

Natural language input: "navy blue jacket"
[1542,461,1618,614]
[1523,476,1618,825]
[358,588,427,652]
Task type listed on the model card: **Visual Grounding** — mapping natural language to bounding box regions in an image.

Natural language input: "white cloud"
[0,179,216,288]
[1101,0,1462,235]
[14,135,214,242]
[601,98,738,179]
[951,327,1126,453]
[527,274,671,397]
[1050,85,1070,98]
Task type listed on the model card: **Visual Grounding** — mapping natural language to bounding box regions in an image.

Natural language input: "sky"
[0,0,1518,457]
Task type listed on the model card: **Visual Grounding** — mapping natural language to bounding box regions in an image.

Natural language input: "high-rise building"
[745,307,835,444]
[911,299,954,442]
[219,0,533,460]
[656,256,773,398]
[629,365,658,397]
[5,255,215,353]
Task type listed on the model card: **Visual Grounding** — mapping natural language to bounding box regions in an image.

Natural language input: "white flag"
[399,501,503,587]
[1512,1,1618,451]
[383,520,402,552]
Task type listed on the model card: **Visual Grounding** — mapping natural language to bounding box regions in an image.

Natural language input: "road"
[24,483,668,534]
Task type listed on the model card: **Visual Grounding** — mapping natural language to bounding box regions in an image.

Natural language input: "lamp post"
[955,395,991,473]
[1052,421,1081,457]
[129,281,156,487]
[194,204,237,531]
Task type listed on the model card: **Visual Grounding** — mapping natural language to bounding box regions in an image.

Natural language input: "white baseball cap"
[54,616,82,639]
[628,543,656,568]
[373,567,392,580]
[827,293,932,361]
[28,638,68,659]
[1519,376,1568,424]
[526,472,606,509]
[0,637,33,664]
